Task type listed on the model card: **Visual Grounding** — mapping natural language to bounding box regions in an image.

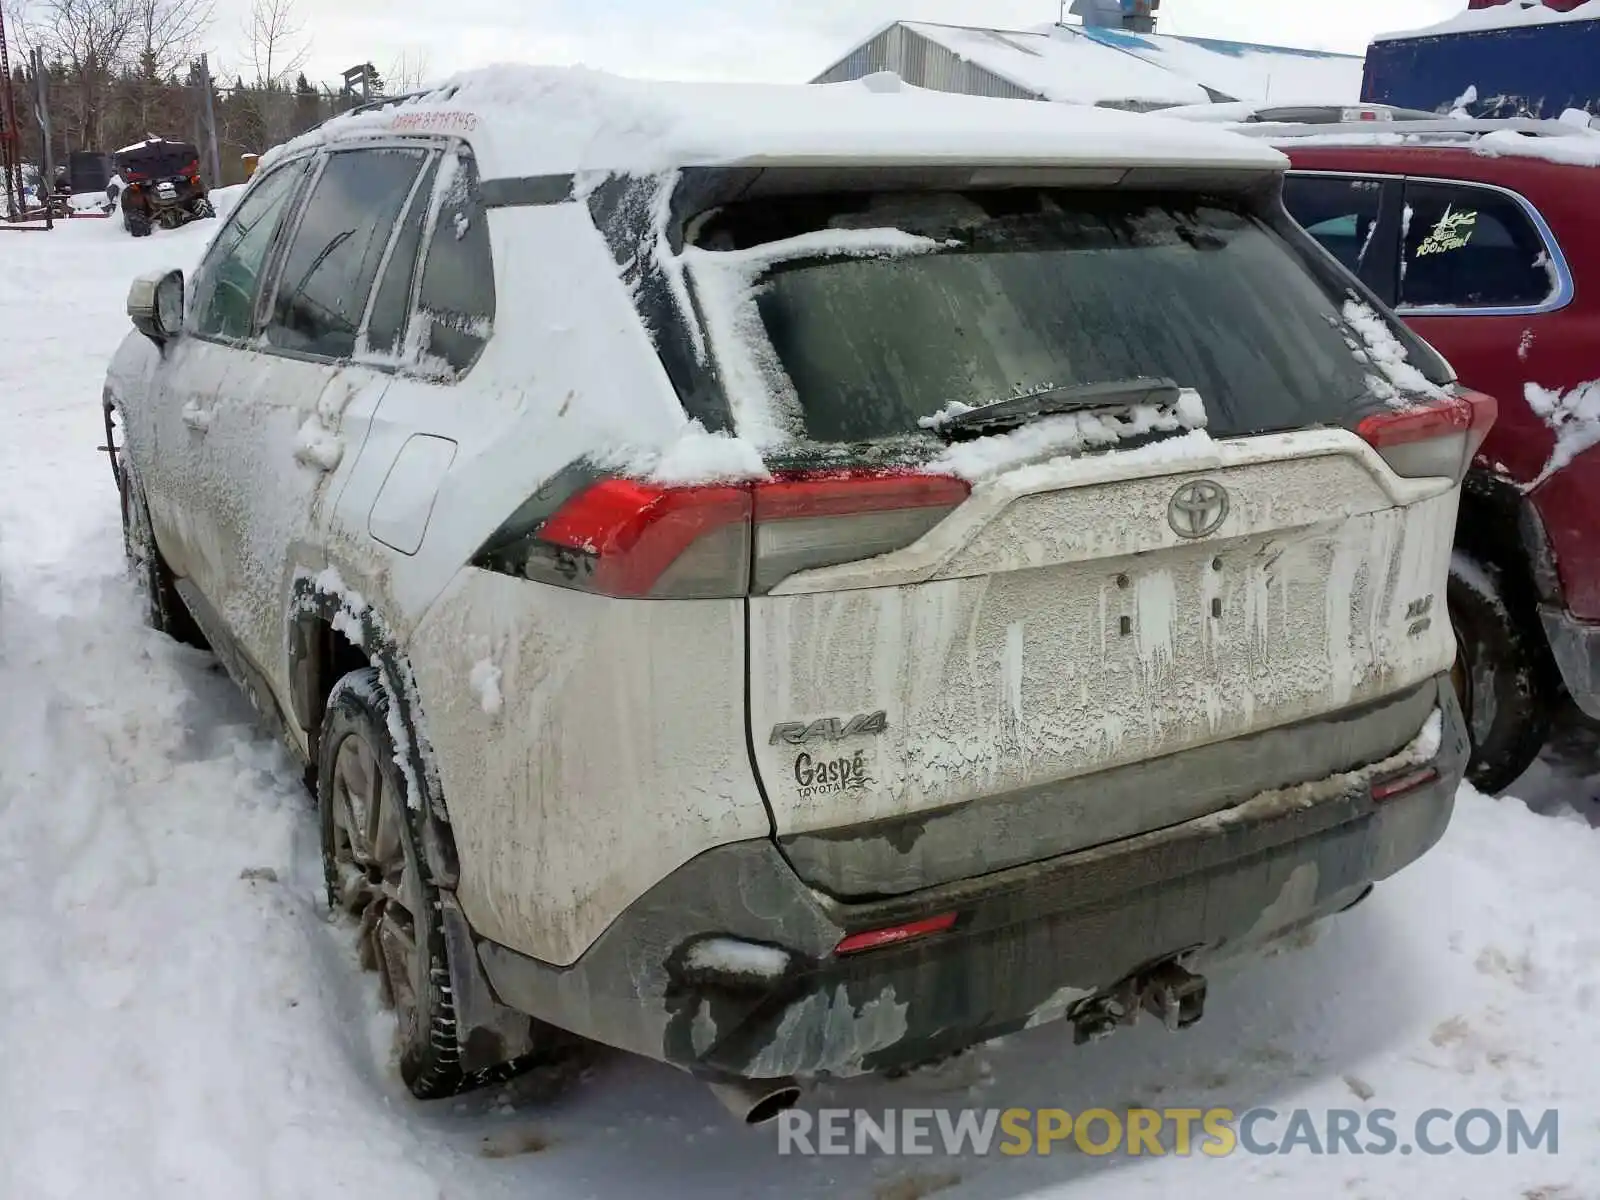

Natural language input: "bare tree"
[22,0,140,148]
[133,0,210,78]
[126,0,211,136]
[244,0,306,89]
[386,48,431,95]
[238,0,306,146]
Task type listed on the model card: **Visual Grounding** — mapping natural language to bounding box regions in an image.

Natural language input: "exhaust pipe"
[707,1077,803,1125]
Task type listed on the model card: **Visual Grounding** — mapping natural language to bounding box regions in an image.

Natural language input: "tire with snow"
[125,208,151,238]
[318,668,468,1099]
[120,468,207,649]
[1448,552,1552,795]
[192,197,215,220]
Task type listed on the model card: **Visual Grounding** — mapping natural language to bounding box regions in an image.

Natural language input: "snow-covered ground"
[3,209,1600,1200]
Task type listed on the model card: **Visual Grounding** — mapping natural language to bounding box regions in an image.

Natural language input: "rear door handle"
[181,400,212,432]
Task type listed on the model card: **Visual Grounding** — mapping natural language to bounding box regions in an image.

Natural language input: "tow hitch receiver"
[1070,960,1208,1045]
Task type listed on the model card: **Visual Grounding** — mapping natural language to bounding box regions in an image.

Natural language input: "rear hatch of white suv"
[652,173,1485,901]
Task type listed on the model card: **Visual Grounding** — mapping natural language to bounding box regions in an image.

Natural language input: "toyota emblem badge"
[1168,480,1230,539]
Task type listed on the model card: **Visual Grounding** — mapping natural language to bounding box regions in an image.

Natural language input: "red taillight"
[752,470,971,593]
[536,477,752,598]
[835,913,958,956]
[1356,387,1497,481]
[509,468,970,599]
[1372,765,1439,802]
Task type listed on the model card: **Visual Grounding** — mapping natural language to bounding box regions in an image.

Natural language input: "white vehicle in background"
[102,66,1480,1124]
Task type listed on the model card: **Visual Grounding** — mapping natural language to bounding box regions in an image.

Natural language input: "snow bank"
[1525,377,1600,483]
[209,183,247,221]
[259,63,1285,186]
[1375,0,1600,41]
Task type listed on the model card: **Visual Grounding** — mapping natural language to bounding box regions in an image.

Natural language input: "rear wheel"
[125,207,151,237]
[319,668,468,1098]
[1448,552,1552,794]
[192,197,216,219]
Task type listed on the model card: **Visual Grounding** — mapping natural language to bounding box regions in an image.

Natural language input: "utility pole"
[0,0,24,219]
[195,54,222,188]
[30,48,52,229]
[32,51,53,193]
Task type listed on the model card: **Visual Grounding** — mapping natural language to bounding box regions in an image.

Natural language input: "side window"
[1400,181,1556,311]
[263,147,427,360]
[406,150,496,378]
[1282,174,1387,278]
[365,156,440,358]
[190,161,306,341]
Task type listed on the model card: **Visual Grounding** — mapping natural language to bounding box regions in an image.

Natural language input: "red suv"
[1269,125,1600,792]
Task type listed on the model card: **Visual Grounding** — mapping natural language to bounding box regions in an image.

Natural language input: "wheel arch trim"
[288,572,460,886]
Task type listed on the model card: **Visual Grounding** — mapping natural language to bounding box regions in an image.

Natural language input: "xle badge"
[769,711,889,746]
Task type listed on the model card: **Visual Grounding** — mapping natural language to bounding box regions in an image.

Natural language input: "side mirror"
[127,268,185,348]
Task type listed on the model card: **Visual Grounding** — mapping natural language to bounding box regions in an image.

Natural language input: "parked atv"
[112,138,215,237]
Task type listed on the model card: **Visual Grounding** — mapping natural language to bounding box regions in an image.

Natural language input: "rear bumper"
[1540,605,1600,721]
[478,674,1467,1083]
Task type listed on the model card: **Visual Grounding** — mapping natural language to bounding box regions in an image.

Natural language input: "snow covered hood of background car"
[260,64,1288,184]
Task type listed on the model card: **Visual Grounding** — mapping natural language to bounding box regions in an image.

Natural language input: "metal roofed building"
[813,21,1366,112]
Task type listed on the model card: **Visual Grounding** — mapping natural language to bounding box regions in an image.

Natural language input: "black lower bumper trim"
[478,675,1467,1082]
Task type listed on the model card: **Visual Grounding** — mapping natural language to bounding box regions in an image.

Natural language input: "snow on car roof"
[1373,0,1600,42]
[262,63,1287,183]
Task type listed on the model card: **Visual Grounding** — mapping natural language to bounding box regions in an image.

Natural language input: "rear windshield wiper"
[931,378,1183,439]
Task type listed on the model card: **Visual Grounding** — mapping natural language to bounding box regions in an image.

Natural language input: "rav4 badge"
[770,711,889,746]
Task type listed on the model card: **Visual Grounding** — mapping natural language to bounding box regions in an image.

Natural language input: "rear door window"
[263,147,428,360]
[365,157,441,358]
[1283,172,1397,301]
[684,188,1449,448]
[406,150,496,378]
[1399,180,1558,312]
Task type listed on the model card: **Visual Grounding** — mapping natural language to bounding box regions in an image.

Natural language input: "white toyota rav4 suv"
[104,67,1481,1123]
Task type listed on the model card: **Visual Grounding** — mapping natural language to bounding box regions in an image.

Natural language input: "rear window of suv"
[683,188,1451,447]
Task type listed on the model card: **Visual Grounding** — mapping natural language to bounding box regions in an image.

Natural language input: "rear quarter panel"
[406,574,771,968]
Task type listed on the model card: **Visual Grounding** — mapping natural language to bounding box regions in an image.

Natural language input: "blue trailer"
[1363,12,1600,119]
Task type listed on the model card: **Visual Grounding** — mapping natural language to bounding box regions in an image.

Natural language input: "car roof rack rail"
[1228,116,1598,143]
[345,89,431,117]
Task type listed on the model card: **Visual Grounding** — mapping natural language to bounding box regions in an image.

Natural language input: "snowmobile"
[112,138,215,237]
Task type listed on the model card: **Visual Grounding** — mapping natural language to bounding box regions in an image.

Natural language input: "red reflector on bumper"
[1371,766,1439,803]
[835,913,958,956]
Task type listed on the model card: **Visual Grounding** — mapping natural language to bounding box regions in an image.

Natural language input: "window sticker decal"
[1416,205,1477,257]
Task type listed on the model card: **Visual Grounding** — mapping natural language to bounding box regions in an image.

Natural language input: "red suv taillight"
[478,467,971,599]
[1356,387,1497,482]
